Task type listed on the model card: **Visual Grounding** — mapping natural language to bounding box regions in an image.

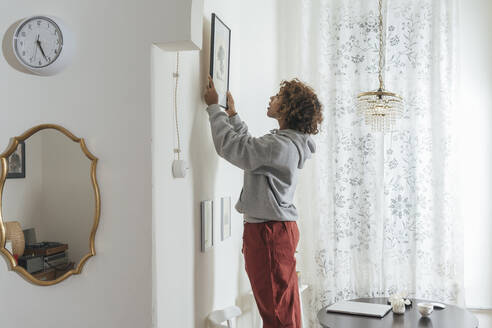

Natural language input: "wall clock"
[12,16,74,76]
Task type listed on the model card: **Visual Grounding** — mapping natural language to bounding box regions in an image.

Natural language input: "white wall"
[152,0,279,327]
[459,0,492,309]
[0,0,195,327]
[152,4,244,327]
[239,1,280,135]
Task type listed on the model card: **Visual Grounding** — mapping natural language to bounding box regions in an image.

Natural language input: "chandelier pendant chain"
[356,0,403,133]
[378,0,384,92]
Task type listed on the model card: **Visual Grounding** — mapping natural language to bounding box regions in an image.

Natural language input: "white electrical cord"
[173,52,181,160]
[171,52,188,178]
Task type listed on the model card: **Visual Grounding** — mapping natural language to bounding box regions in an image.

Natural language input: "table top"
[317,297,478,328]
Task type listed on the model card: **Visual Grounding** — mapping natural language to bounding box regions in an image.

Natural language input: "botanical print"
[213,19,230,107]
[7,141,25,178]
[8,147,23,174]
[221,197,231,240]
[201,201,213,251]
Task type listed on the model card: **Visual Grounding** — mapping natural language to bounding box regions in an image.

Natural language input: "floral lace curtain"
[278,0,463,326]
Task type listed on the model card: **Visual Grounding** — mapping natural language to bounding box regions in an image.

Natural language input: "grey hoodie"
[206,104,316,223]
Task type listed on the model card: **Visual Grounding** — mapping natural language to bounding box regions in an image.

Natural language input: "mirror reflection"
[1,127,97,283]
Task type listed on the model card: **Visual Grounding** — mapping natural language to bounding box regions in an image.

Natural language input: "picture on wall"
[210,13,231,109]
[221,197,231,241]
[6,141,25,179]
[201,200,214,252]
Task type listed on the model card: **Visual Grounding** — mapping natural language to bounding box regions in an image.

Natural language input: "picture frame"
[221,197,231,241]
[6,140,25,179]
[210,13,231,109]
[201,200,214,252]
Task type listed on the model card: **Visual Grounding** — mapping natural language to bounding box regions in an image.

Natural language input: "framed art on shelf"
[221,197,231,241]
[6,140,25,179]
[210,13,231,109]
[201,200,214,252]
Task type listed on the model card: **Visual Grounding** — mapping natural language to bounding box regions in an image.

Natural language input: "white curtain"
[278,0,463,326]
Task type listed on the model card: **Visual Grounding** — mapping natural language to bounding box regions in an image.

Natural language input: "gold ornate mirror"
[0,124,100,286]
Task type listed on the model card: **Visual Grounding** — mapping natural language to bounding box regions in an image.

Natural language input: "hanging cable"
[356,0,403,133]
[378,0,385,92]
[173,52,181,160]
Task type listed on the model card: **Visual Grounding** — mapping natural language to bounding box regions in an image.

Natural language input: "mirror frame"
[0,124,101,286]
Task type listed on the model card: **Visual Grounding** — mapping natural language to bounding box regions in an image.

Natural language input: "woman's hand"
[226,91,237,117]
[204,76,219,106]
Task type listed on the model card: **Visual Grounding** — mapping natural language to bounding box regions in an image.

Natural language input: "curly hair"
[278,79,323,135]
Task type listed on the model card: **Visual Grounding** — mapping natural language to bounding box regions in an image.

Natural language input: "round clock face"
[13,16,63,69]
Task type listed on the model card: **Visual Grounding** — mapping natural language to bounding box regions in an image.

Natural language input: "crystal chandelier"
[357,0,403,132]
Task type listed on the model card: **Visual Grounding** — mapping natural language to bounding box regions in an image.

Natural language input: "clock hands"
[31,34,39,63]
[36,37,48,62]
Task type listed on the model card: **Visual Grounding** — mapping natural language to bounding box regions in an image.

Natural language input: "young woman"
[204,76,323,327]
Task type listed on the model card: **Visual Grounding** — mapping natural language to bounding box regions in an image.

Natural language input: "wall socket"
[172,159,188,178]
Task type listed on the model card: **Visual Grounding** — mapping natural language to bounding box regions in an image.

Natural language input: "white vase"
[392,299,406,314]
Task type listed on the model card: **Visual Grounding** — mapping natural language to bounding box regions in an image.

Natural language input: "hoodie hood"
[272,129,316,169]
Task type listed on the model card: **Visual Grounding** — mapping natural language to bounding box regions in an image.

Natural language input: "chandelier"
[357,0,403,132]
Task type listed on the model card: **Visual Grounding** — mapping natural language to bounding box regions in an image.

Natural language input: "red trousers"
[243,221,301,328]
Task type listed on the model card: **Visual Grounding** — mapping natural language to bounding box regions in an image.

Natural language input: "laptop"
[326,300,392,318]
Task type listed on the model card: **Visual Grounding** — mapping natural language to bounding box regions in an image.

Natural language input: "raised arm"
[203,76,266,169]
[229,114,250,136]
[206,104,271,170]
[226,91,250,136]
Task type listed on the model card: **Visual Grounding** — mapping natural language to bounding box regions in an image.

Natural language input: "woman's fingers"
[227,92,235,106]
[205,76,213,96]
[208,75,215,89]
[204,76,219,106]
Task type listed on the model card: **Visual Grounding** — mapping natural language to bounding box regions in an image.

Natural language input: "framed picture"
[221,197,231,241]
[7,141,25,179]
[201,200,214,252]
[210,13,231,109]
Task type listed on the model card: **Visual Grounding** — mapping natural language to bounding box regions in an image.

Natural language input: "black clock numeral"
[54,49,58,54]
[38,60,42,66]
[28,24,32,29]
[20,41,23,46]
[21,31,26,37]
[37,20,41,26]
[47,57,51,62]
[22,51,26,56]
